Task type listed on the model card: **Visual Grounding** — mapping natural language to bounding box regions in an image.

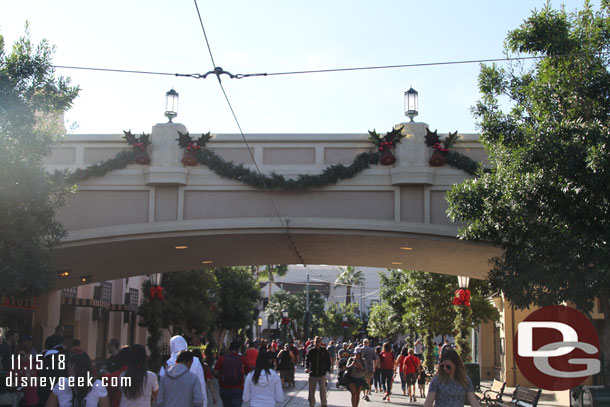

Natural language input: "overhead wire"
[191,0,306,266]
[51,52,607,80]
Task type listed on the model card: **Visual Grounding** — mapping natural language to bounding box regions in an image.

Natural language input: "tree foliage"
[446,1,610,381]
[266,288,326,339]
[213,266,261,332]
[335,266,365,305]
[320,301,361,340]
[367,301,404,341]
[0,25,79,296]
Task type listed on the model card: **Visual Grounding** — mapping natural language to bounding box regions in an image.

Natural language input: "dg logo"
[515,305,600,391]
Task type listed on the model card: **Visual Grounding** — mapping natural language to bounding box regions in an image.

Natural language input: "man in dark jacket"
[305,336,331,407]
[157,350,204,407]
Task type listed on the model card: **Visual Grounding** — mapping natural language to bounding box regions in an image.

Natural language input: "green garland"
[50,131,147,185]
[194,146,380,191]
[424,128,485,175]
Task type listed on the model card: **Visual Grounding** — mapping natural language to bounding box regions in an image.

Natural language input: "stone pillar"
[32,290,62,351]
[391,122,435,185]
[145,122,189,185]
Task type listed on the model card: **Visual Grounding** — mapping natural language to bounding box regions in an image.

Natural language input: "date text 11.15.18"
[11,354,66,370]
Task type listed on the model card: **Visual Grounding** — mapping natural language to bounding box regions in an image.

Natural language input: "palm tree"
[335,266,364,305]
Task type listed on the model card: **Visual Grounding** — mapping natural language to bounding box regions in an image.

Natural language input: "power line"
[51,52,605,80]
[191,0,306,266]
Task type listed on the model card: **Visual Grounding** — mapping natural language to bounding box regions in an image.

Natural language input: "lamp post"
[282,309,289,344]
[457,276,470,289]
[165,89,179,123]
[342,314,348,341]
[404,87,418,122]
[454,275,473,362]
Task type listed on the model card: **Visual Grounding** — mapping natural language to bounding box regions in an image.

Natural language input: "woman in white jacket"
[243,351,284,407]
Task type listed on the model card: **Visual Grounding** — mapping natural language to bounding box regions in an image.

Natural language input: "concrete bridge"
[46,122,499,287]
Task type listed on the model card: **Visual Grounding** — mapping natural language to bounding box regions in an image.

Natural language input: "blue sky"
[1,0,595,136]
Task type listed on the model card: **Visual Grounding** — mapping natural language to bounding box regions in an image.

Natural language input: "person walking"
[404,348,421,403]
[359,339,377,401]
[242,351,284,407]
[245,341,259,371]
[161,335,208,407]
[346,348,367,407]
[119,344,158,407]
[372,346,383,394]
[215,341,249,407]
[395,347,408,396]
[305,336,331,407]
[46,352,109,407]
[379,342,395,402]
[327,341,337,374]
[277,343,295,387]
[423,349,480,407]
[157,350,205,407]
[414,338,424,362]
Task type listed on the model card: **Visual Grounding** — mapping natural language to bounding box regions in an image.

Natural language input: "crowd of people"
[0,327,479,407]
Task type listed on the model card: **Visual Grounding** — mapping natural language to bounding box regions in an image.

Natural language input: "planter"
[379,150,396,166]
[429,150,446,167]
[182,150,198,166]
[134,151,150,165]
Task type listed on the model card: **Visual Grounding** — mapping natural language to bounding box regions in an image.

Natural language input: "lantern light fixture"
[404,87,418,122]
[150,272,163,287]
[165,89,179,123]
[282,309,289,319]
[457,275,470,289]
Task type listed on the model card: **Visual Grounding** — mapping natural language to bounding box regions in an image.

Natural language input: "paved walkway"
[277,367,570,407]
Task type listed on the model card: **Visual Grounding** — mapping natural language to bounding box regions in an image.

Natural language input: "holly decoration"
[177,131,212,151]
[424,128,459,152]
[123,131,151,151]
[368,126,405,152]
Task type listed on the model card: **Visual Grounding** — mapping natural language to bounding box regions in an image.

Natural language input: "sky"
[0,0,596,136]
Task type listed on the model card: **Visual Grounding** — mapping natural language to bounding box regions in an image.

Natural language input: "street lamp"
[282,309,289,344]
[457,275,470,289]
[404,87,418,122]
[165,89,179,123]
[150,273,163,287]
[342,314,348,341]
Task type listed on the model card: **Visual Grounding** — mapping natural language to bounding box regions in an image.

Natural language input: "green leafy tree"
[380,269,498,364]
[367,301,403,341]
[446,1,610,381]
[320,301,360,340]
[0,25,79,296]
[266,288,326,339]
[335,266,364,305]
[138,269,220,370]
[214,266,261,335]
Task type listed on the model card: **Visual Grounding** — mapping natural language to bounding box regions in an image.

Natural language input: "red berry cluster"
[432,142,449,152]
[185,143,202,151]
[378,140,394,151]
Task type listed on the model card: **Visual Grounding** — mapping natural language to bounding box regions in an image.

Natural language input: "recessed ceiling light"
[80,275,92,283]
[400,247,413,250]
[392,262,402,265]
[175,245,188,250]
[57,270,70,278]
[201,260,213,264]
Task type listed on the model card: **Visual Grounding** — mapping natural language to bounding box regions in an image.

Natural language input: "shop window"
[61,287,77,298]
[129,288,139,306]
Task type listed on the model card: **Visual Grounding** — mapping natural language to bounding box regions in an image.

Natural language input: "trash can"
[571,386,610,407]
[464,363,481,391]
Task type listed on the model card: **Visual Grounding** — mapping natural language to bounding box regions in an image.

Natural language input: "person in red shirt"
[10,344,39,406]
[214,342,250,407]
[379,342,395,402]
[403,348,421,403]
[395,347,408,396]
[245,341,258,371]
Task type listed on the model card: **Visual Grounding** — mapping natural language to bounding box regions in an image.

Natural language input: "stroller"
[336,357,350,388]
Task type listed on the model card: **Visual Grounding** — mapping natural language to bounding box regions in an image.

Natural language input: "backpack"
[222,353,243,385]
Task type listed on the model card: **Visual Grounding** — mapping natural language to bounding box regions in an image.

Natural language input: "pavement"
[277,367,570,407]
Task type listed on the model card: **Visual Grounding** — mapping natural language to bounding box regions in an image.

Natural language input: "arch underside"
[51,226,500,289]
